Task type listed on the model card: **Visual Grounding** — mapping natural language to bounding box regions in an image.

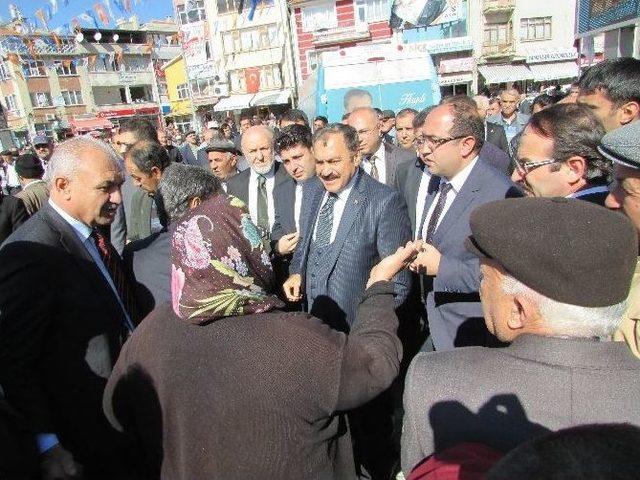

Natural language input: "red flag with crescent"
[245,67,260,94]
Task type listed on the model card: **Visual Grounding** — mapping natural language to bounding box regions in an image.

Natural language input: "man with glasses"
[32,135,53,171]
[348,107,415,187]
[409,99,521,351]
[511,104,611,205]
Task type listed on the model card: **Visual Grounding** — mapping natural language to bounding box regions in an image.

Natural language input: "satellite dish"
[113,33,120,42]
[75,32,84,43]
[94,32,102,42]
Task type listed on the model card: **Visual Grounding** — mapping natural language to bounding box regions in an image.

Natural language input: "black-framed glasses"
[414,135,467,150]
[512,158,559,175]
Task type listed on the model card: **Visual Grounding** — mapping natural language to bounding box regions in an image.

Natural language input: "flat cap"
[466,197,637,307]
[15,153,44,179]
[598,120,640,170]
[32,135,50,146]
[204,138,239,155]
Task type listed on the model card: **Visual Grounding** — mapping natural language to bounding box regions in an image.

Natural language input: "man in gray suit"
[401,197,640,474]
[410,99,521,351]
[284,122,411,479]
[178,130,200,166]
[348,107,415,187]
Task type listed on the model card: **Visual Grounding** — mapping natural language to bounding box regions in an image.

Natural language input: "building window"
[228,64,282,93]
[217,0,242,14]
[302,3,338,32]
[61,90,84,105]
[355,0,389,23]
[484,22,511,45]
[520,17,552,41]
[4,94,18,111]
[0,61,11,80]
[34,122,53,137]
[176,0,207,23]
[54,60,78,76]
[31,92,53,108]
[222,24,281,53]
[173,115,193,133]
[23,60,46,77]
[190,77,221,97]
[177,83,190,99]
[306,48,336,72]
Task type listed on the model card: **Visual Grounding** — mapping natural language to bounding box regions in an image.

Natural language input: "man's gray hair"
[157,163,221,223]
[44,136,121,187]
[502,274,626,339]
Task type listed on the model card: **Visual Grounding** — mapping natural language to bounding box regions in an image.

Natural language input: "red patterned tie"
[91,230,137,329]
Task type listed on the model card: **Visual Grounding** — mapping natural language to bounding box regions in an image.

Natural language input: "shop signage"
[438,57,475,74]
[525,48,578,64]
[403,36,474,55]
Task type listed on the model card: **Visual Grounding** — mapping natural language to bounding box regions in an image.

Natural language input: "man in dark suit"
[409,99,521,351]
[511,103,611,205]
[348,107,415,187]
[178,130,200,166]
[227,125,291,252]
[402,198,640,474]
[284,123,412,478]
[157,130,183,163]
[0,190,27,244]
[0,137,137,478]
[271,125,317,286]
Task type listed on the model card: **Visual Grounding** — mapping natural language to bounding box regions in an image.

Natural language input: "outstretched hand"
[366,241,421,288]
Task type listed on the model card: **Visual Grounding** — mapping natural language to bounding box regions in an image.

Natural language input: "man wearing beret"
[511,103,611,205]
[14,153,48,215]
[204,138,239,191]
[599,120,640,358]
[401,197,640,475]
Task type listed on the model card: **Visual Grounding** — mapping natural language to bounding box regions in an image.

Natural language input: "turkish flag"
[245,67,260,94]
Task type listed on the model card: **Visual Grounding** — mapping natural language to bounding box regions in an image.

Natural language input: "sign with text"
[181,21,208,67]
[391,0,464,29]
[525,48,578,64]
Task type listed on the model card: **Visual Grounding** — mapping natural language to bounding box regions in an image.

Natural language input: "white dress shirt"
[421,157,478,239]
[294,182,303,232]
[248,164,276,230]
[313,172,358,244]
[48,199,135,331]
[361,142,387,184]
[414,166,432,239]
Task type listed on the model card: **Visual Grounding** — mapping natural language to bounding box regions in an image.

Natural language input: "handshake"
[282,240,440,302]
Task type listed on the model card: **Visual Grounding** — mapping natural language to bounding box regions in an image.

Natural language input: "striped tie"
[316,193,338,247]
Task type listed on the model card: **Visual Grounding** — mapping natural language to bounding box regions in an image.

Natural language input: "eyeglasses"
[512,158,559,175]
[414,135,467,150]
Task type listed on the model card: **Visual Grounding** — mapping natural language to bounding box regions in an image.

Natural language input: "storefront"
[96,105,162,128]
[437,57,475,97]
[524,48,581,92]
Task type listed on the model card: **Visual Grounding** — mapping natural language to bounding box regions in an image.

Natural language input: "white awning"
[251,89,291,107]
[213,93,255,112]
[225,47,283,71]
[478,64,533,84]
[527,61,580,82]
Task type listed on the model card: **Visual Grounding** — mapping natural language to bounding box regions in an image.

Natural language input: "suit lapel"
[384,144,396,186]
[298,179,325,275]
[431,161,483,245]
[417,175,441,238]
[406,161,424,230]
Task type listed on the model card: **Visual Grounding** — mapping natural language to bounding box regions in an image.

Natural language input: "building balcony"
[312,25,371,47]
[482,42,515,58]
[483,0,515,14]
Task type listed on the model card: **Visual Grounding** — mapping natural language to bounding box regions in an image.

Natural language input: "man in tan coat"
[15,153,48,215]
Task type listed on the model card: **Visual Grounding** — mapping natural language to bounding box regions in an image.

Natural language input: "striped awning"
[478,64,533,84]
[527,61,580,82]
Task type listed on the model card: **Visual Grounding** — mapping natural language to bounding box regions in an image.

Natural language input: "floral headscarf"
[170,194,283,324]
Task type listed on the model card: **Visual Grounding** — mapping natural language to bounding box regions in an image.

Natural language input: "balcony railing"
[483,0,515,14]
[312,25,371,47]
[482,42,515,57]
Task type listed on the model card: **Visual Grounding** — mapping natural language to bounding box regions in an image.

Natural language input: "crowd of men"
[1,57,640,479]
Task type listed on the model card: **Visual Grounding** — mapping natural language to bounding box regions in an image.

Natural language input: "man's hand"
[41,444,83,480]
[409,241,442,276]
[276,232,299,255]
[366,241,421,288]
[283,274,302,302]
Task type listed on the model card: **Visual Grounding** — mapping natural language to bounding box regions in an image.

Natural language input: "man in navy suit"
[178,130,200,166]
[284,122,412,479]
[409,98,521,351]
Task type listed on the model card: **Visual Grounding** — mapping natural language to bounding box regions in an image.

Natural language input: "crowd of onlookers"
[1,57,640,480]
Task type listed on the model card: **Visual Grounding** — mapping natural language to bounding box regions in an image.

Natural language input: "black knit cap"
[15,153,44,179]
[466,197,637,307]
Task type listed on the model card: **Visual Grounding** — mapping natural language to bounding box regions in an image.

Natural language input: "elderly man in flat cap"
[204,138,240,191]
[401,197,640,475]
[599,120,640,358]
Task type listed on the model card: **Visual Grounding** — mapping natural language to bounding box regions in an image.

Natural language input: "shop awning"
[478,64,533,84]
[251,89,291,107]
[213,93,255,112]
[527,61,580,82]
[69,116,114,133]
[225,47,283,71]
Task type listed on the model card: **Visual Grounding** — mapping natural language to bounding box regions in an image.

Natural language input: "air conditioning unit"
[213,84,229,96]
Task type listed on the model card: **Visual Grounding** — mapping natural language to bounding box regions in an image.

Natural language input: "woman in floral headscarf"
[103,192,417,480]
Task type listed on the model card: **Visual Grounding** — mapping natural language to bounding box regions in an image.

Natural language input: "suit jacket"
[179,144,200,167]
[479,141,511,175]
[401,334,640,474]
[381,142,416,188]
[196,147,212,169]
[485,121,509,154]
[290,170,412,331]
[0,193,28,245]
[123,230,171,318]
[111,177,160,254]
[417,159,521,351]
[226,161,290,207]
[270,176,298,285]
[15,180,49,216]
[395,158,424,236]
[0,204,134,475]
[166,144,183,163]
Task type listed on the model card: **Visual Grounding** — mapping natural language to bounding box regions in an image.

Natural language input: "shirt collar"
[373,141,385,160]
[334,168,359,202]
[445,156,478,193]
[48,198,93,242]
